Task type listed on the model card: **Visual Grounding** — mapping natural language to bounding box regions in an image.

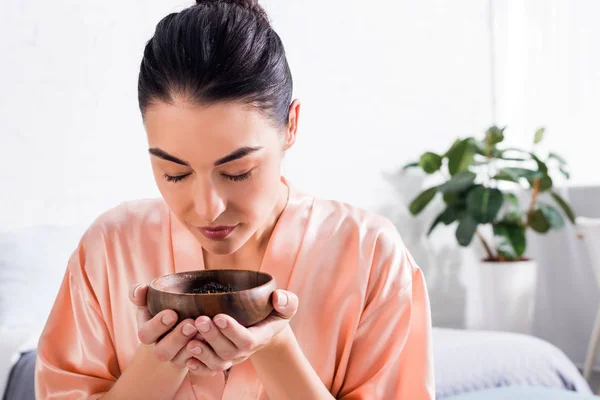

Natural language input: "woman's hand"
[129,284,206,373]
[185,290,299,373]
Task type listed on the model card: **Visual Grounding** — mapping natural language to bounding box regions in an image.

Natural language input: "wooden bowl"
[147,269,276,327]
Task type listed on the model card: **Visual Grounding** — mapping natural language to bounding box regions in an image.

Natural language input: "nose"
[194,180,226,223]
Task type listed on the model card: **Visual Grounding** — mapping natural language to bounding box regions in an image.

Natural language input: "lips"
[197,225,237,240]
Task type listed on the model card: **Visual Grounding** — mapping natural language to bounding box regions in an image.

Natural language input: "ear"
[282,99,301,151]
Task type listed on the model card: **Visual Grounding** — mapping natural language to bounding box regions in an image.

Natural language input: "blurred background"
[1,1,600,399]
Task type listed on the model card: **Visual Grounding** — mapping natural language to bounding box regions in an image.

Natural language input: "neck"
[204,180,289,270]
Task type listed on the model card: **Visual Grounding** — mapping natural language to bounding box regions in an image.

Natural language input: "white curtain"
[492,0,599,368]
[493,0,600,186]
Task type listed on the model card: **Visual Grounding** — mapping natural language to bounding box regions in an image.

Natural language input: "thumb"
[129,283,149,307]
[130,284,152,327]
[272,290,298,319]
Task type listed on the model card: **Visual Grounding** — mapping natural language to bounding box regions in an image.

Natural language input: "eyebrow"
[148,146,263,167]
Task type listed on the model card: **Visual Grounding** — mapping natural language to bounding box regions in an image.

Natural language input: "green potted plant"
[404,125,576,333]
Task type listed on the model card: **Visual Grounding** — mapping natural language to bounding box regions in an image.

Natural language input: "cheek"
[231,162,281,220]
[151,168,190,214]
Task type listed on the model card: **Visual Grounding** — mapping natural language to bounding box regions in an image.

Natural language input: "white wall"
[0,0,494,230]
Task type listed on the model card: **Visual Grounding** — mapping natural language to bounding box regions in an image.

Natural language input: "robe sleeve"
[35,238,119,400]
[337,229,435,400]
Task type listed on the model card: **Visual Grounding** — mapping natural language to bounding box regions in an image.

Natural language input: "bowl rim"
[148,269,275,296]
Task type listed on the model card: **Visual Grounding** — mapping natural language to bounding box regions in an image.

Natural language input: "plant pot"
[465,259,538,334]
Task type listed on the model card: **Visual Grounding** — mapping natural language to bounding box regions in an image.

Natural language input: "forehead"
[143,99,279,163]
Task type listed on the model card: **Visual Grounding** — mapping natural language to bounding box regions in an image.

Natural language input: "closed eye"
[163,173,191,183]
[222,170,253,182]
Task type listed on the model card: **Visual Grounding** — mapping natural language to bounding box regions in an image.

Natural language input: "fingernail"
[214,318,227,329]
[162,314,176,325]
[191,346,202,355]
[132,284,141,298]
[182,324,196,336]
[278,292,288,307]
[197,321,211,333]
[188,362,198,370]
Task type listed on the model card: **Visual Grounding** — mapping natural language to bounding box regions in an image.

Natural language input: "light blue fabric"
[446,386,600,399]
[433,328,592,398]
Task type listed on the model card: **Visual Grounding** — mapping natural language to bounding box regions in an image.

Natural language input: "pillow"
[0,225,86,333]
[433,328,592,398]
[446,386,600,399]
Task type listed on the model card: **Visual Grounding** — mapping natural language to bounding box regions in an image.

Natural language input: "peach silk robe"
[35,178,435,399]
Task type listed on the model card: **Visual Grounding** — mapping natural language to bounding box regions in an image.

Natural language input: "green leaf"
[486,126,505,145]
[494,169,520,183]
[473,139,503,158]
[447,139,475,175]
[472,140,487,156]
[427,206,466,236]
[534,127,545,144]
[427,214,442,236]
[441,207,466,224]
[438,171,477,194]
[499,156,528,162]
[504,210,525,226]
[403,161,419,170]
[548,152,567,165]
[559,167,570,180]
[443,192,459,204]
[494,222,526,260]
[505,193,519,209]
[550,192,576,224]
[525,174,552,191]
[528,209,551,233]
[444,139,462,158]
[409,187,438,215]
[538,203,565,229]
[418,152,443,174]
[537,175,553,192]
[466,185,504,224]
[531,153,548,174]
[456,215,478,246]
[500,168,542,181]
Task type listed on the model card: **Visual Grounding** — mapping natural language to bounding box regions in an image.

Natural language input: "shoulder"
[67,198,170,275]
[81,198,169,243]
[310,196,405,257]
[306,196,419,290]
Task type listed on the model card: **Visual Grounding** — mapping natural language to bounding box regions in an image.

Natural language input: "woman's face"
[143,98,298,255]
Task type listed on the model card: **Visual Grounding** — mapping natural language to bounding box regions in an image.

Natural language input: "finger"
[212,314,257,352]
[272,290,299,319]
[193,333,206,342]
[153,319,198,362]
[129,284,148,307]
[170,346,193,369]
[171,347,216,376]
[136,305,153,327]
[186,340,233,372]
[195,317,238,362]
[137,309,179,345]
[185,358,217,376]
[247,313,292,346]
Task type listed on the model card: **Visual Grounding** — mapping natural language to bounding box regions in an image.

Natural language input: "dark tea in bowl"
[147,269,276,327]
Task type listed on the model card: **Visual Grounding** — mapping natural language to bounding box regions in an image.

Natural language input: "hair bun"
[195,0,258,7]
[195,0,267,21]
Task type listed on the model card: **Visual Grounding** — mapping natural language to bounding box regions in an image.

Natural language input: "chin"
[202,240,239,256]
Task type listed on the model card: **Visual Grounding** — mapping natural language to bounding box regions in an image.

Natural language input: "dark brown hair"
[138,0,293,126]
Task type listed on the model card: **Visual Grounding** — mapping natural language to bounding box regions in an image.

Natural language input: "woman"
[34,0,434,398]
